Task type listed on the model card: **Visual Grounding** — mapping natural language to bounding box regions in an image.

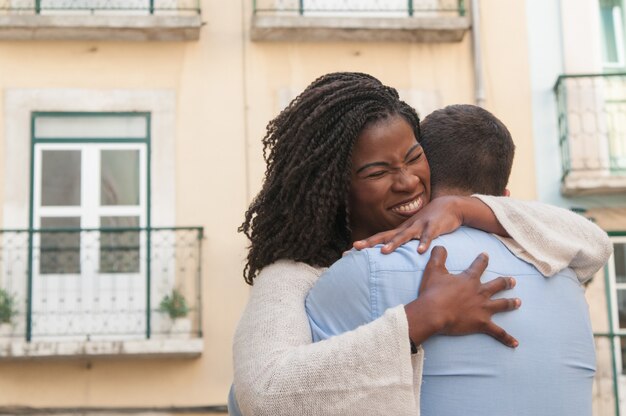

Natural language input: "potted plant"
[0,288,17,337]
[158,289,191,338]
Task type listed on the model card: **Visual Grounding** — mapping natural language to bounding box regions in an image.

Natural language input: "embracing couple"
[230,72,612,415]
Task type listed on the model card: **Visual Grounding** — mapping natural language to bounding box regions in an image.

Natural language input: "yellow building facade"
[0,0,620,414]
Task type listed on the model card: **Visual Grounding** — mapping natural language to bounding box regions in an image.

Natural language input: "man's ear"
[503,188,511,197]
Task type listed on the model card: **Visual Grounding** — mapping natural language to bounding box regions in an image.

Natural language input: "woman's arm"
[353,195,507,254]
[473,194,612,282]
[233,260,418,416]
[353,195,612,282]
[233,257,519,415]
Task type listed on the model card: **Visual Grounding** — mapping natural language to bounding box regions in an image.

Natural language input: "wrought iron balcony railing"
[253,0,467,17]
[554,73,626,194]
[0,0,200,15]
[0,227,203,343]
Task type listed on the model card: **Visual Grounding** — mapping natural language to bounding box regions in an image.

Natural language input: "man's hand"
[404,246,520,348]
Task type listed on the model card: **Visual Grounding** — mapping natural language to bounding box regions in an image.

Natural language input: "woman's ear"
[503,188,511,197]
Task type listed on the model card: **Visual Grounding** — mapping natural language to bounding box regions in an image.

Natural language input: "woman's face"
[349,115,431,242]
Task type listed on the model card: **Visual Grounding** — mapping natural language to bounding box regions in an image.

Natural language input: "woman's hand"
[354,196,466,254]
[353,195,508,254]
[404,246,520,348]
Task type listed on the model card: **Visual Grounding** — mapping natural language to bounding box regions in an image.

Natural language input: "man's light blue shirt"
[305,227,595,416]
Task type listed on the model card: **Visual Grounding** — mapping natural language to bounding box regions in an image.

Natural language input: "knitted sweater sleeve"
[473,195,613,282]
[232,260,422,416]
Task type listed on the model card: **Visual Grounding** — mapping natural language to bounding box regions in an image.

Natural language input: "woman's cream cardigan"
[232,196,613,415]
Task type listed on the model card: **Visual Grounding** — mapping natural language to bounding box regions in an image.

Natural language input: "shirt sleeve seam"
[366,249,378,322]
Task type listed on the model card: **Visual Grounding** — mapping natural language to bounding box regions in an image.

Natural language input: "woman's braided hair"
[239,72,421,284]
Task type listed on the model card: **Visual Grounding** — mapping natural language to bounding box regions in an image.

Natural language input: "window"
[600,0,626,68]
[30,112,149,339]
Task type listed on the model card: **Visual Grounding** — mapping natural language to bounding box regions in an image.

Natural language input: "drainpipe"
[470,0,486,107]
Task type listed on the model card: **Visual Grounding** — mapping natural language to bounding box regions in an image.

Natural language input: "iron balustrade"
[0,227,203,342]
[554,73,626,181]
[0,0,200,15]
[252,0,466,17]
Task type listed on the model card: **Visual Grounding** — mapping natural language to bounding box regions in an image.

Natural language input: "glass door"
[29,113,149,340]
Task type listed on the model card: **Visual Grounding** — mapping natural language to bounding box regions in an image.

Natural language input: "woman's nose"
[391,168,420,192]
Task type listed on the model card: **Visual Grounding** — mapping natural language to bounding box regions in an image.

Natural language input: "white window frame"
[29,113,150,340]
[3,89,176,344]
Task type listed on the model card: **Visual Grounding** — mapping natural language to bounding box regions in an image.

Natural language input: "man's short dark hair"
[420,104,515,196]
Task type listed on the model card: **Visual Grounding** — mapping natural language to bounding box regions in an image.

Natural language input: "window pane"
[619,284,626,373]
[41,150,81,206]
[100,216,140,274]
[620,337,626,374]
[617,289,626,329]
[40,217,80,275]
[101,150,140,206]
[35,116,147,139]
[606,102,626,170]
[601,5,620,63]
[616,243,626,283]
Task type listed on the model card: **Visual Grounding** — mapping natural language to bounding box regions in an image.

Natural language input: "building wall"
[244,0,536,200]
[0,0,249,408]
[479,0,535,199]
[0,0,536,409]
[526,0,626,414]
[527,0,626,211]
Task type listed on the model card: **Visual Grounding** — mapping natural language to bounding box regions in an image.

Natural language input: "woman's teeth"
[392,197,422,213]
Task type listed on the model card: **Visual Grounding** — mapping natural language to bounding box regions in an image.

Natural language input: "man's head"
[420,104,515,197]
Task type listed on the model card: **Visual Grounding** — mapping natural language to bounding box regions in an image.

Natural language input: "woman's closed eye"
[366,170,388,179]
[406,152,423,164]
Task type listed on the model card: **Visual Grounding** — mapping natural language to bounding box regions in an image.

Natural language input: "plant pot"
[169,318,192,339]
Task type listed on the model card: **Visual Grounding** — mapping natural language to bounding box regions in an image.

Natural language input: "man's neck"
[431,187,473,199]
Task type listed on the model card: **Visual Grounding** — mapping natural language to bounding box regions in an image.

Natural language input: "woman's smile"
[390,193,425,216]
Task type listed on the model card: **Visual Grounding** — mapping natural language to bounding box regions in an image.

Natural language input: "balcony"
[0,0,202,41]
[251,0,470,43]
[0,227,204,359]
[555,73,626,195]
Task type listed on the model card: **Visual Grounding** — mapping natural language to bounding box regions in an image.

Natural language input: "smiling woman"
[231,72,611,416]
[349,115,431,241]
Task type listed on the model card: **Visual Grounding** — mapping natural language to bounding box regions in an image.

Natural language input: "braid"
[239,72,421,284]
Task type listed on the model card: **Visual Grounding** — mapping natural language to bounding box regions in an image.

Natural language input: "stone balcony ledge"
[0,14,202,41]
[251,14,470,42]
[562,171,626,196]
[0,337,204,360]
